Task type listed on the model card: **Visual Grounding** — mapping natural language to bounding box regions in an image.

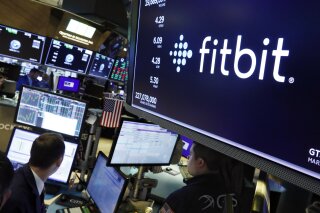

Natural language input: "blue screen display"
[87,153,126,213]
[57,76,80,92]
[130,0,320,181]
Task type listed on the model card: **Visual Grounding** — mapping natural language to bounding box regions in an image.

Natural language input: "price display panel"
[128,0,320,195]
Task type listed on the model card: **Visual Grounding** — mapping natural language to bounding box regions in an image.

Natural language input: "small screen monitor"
[87,151,128,213]
[57,76,80,93]
[15,86,87,137]
[0,24,46,63]
[88,53,114,79]
[181,136,193,158]
[108,57,128,84]
[108,120,179,166]
[44,39,93,74]
[6,127,78,184]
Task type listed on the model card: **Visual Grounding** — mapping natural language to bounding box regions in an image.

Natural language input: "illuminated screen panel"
[88,53,114,79]
[57,76,80,92]
[45,39,93,74]
[15,86,87,137]
[108,57,128,83]
[0,24,46,63]
[87,152,127,213]
[6,128,78,184]
[129,0,320,188]
[109,120,179,166]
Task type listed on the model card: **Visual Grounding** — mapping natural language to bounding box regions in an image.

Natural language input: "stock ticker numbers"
[132,2,168,109]
[109,57,128,83]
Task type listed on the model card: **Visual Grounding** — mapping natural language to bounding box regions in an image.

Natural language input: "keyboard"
[56,206,91,213]
[55,194,88,208]
[179,166,193,180]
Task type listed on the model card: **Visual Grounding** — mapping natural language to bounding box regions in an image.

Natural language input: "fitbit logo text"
[199,35,291,83]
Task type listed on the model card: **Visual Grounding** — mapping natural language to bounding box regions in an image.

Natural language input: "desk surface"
[145,165,186,199]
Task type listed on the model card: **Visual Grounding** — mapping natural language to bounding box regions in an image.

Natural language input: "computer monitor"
[108,120,179,166]
[87,151,128,213]
[181,136,193,158]
[0,80,16,98]
[87,53,115,79]
[125,0,320,195]
[44,39,93,74]
[108,57,128,84]
[15,86,87,137]
[0,24,46,63]
[56,76,80,93]
[6,127,78,184]
[0,62,21,81]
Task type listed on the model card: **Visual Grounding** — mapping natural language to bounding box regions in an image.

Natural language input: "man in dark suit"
[0,151,14,211]
[16,68,41,91]
[1,133,65,213]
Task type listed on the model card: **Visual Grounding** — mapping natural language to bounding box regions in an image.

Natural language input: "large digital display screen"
[45,39,93,73]
[0,24,46,63]
[87,53,114,79]
[15,86,87,137]
[128,0,320,190]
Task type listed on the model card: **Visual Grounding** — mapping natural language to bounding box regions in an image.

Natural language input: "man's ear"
[196,157,206,168]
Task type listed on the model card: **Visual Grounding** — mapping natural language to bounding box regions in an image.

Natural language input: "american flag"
[100,97,124,128]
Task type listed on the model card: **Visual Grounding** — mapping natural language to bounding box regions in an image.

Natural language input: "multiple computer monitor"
[0,23,128,83]
[6,127,78,184]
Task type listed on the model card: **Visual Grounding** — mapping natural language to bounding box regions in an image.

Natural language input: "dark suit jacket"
[16,75,40,91]
[1,164,45,213]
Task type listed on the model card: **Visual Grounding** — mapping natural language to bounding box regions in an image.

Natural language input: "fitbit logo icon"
[169,35,193,72]
[199,35,292,83]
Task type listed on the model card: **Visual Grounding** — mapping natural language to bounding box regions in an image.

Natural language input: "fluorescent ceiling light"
[66,19,96,39]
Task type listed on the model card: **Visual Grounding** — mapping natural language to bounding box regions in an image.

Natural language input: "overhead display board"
[126,0,320,194]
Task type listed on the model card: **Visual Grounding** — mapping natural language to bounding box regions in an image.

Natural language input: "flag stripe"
[100,97,123,128]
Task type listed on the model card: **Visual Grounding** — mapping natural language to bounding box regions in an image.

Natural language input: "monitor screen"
[6,128,78,184]
[44,39,93,74]
[15,86,87,137]
[108,57,128,83]
[108,120,179,166]
[87,151,127,213]
[126,0,320,194]
[88,53,115,79]
[57,76,80,93]
[0,62,21,81]
[0,24,46,63]
[181,136,193,158]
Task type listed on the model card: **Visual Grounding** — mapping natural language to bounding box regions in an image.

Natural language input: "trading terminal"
[0,0,319,213]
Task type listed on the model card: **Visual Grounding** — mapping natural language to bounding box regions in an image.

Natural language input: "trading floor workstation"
[0,0,320,212]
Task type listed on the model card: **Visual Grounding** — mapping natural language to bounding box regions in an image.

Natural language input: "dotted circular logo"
[169,35,193,72]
